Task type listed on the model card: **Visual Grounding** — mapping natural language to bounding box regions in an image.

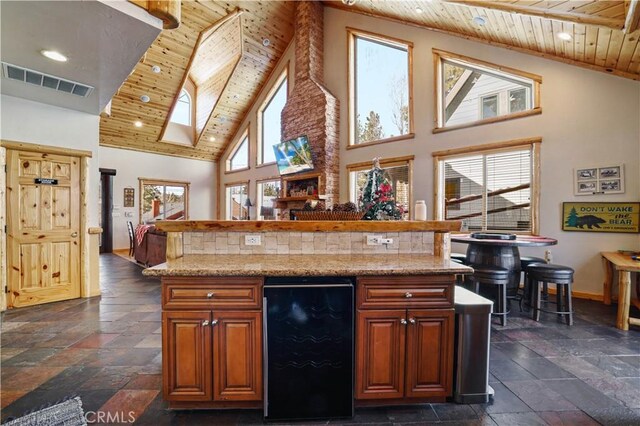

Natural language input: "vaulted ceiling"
[100,0,639,162]
[99,1,296,161]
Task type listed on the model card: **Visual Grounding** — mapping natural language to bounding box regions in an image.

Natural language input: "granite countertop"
[143,254,473,277]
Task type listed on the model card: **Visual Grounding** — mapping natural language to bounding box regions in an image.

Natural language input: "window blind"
[443,148,532,232]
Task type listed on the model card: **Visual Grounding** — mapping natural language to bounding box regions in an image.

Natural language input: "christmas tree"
[359,158,404,220]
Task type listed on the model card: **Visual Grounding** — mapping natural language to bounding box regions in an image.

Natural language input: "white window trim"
[226,127,250,173]
[225,181,249,220]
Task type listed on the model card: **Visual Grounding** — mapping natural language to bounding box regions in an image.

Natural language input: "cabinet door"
[356,310,406,399]
[163,311,212,401]
[213,311,262,401]
[405,309,454,398]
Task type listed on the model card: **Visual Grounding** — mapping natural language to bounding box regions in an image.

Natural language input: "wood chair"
[127,221,135,257]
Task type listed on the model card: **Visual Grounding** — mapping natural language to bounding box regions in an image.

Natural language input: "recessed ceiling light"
[41,50,67,62]
[134,121,143,128]
[209,136,216,142]
[558,32,572,41]
[151,65,161,73]
[415,7,423,13]
[472,16,486,26]
[140,95,150,103]
[262,38,270,47]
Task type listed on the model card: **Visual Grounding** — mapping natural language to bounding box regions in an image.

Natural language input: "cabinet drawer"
[357,276,453,309]
[162,277,262,310]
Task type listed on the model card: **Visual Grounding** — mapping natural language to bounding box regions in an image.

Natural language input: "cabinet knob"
[409,318,416,324]
[202,320,209,326]
[206,292,214,298]
[400,318,407,325]
[405,292,413,298]
[211,319,218,326]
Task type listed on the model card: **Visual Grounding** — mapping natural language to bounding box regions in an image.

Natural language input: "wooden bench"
[601,252,640,330]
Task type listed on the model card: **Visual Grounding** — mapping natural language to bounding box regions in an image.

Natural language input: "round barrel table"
[451,234,558,294]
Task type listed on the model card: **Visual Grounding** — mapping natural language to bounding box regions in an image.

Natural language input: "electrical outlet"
[366,235,383,246]
[380,238,393,245]
[245,235,262,246]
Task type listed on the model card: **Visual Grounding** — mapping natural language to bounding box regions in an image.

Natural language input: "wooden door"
[405,309,454,398]
[213,311,262,401]
[163,310,212,401]
[355,309,406,400]
[6,150,81,308]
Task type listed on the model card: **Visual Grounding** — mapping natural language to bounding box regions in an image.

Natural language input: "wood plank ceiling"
[100,1,295,161]
[100,0,639,162]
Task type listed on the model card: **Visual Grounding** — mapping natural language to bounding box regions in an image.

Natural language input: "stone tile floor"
[1,254,639,425]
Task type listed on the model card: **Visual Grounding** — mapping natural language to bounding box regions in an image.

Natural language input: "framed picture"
[123,187,135,207]
[562,202,639,233]
[573,164,624,195]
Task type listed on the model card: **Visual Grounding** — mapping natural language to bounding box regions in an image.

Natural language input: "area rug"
[3,397,86,426]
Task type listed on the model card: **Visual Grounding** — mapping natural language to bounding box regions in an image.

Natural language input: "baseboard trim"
[546,287,603,302]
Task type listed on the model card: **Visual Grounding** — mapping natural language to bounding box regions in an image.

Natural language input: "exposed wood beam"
[157,8,243,145]
[442,0,625,31]
[324,3,640,81]
[624,0,640,33]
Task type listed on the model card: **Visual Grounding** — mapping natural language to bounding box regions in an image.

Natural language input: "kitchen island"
[144,220,471,413]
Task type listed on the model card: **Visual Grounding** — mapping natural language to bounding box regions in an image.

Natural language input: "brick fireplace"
[280,1,339,213]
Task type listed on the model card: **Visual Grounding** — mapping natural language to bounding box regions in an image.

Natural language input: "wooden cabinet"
[163,311,212,401]
[355,276,455,402]
[162,277,263,407]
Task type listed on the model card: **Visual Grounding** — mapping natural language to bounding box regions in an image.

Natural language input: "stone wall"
[281,1,339,207]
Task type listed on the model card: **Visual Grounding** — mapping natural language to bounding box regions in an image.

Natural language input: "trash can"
[453,285,494,404]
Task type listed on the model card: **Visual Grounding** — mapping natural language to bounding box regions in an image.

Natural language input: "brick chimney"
[281,1,339,207]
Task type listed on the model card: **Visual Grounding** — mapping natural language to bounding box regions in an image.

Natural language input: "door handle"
[405,292,413,298]
[211,319,218,326]
[71,232,78,238]
[206,292,214,298]
[202,320,209,326]
[409,318,416,324]
[400,318,407,325]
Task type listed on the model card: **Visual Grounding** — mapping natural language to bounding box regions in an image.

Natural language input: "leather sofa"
[134,226,167,267]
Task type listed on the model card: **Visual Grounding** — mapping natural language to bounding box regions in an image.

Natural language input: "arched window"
[170,89,191,126]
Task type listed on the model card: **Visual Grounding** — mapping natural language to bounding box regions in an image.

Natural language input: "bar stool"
[451,253,467,264]
[520,256,546,306]
[527,264,574,325]
[468,265,510,326]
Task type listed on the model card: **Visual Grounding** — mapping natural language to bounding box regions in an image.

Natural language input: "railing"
[445,183,530,220]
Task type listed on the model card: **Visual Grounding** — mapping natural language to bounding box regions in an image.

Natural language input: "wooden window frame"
[346,155,414,219]
[347,28,415,149]
[432,137,541,235]
[224,180,250,221]
[256,177,282,220]
[138,178,190,224]
[433,49,542,134]
[225,126,250,174]
[257,67,288,166]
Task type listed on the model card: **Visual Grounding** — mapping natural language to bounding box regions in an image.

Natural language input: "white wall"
[0,95,101,226]
[99,146,216,249]
[324,8,640,296]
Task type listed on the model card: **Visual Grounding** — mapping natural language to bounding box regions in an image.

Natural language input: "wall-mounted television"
[273,135,314,175]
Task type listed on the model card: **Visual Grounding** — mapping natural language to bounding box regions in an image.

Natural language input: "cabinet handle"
[409,318,416,324]
[405,292,413,298]
[211,319,218,326]
[202,320,209,326]
[400,318,407,325]
[206,292,214,298]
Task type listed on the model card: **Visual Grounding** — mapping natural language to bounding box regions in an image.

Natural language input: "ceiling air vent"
[1,62,94,98]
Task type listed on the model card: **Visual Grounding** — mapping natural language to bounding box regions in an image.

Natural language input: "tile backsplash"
[183,231,435,255]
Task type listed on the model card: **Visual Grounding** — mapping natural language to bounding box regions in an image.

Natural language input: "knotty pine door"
[6,150,81,308]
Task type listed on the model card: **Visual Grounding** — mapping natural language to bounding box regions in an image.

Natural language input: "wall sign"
[562,202,639,233]
[574,164,625,195]
[123,187,135,208]
[34,178,58,185]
